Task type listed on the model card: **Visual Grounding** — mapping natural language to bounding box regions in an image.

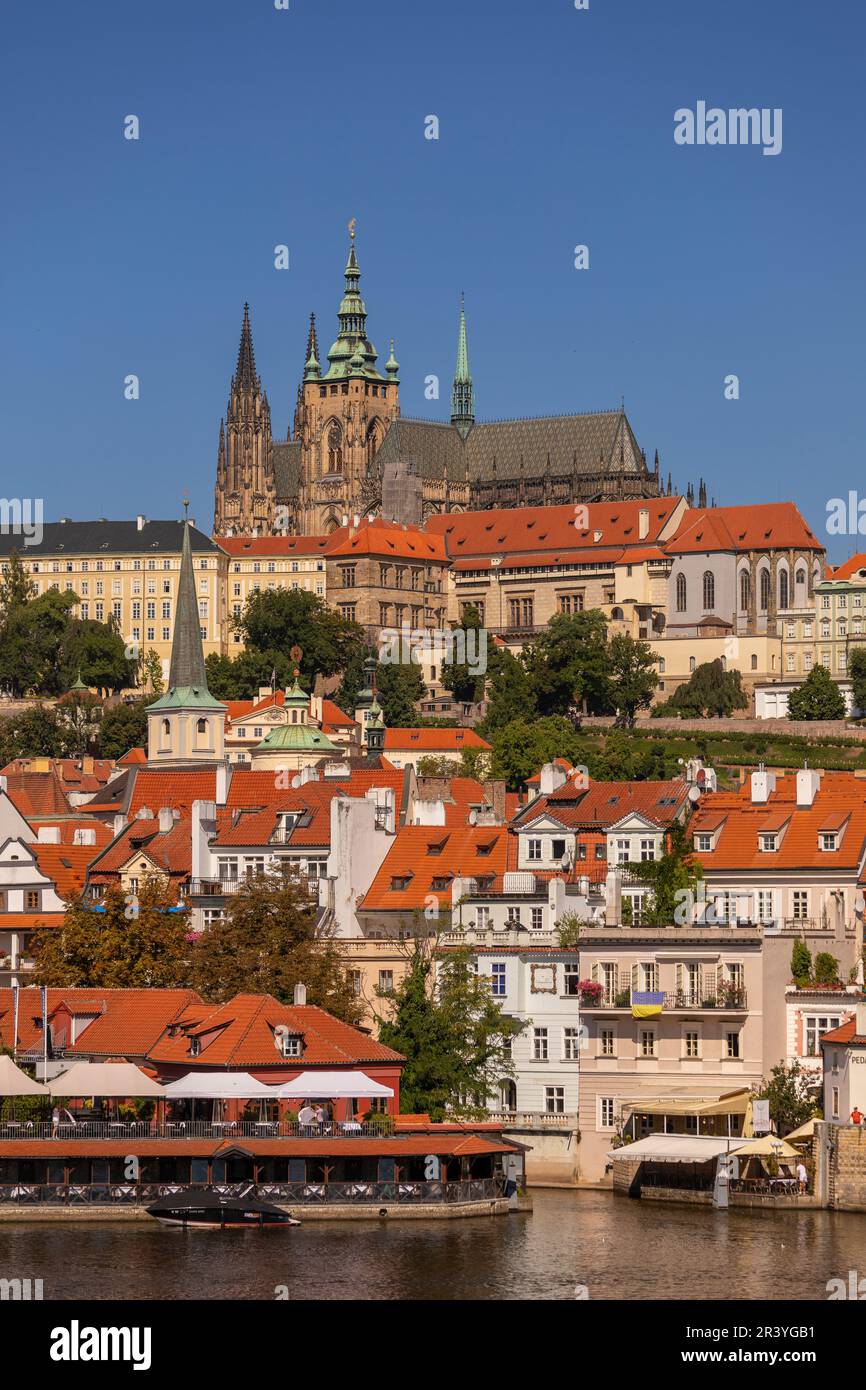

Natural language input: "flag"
[631,991,664,1018]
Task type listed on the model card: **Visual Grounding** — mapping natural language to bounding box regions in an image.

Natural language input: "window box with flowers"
[578,980,604,1005]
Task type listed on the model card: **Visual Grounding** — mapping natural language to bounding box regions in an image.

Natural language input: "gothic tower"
[214,304,276,536]
[451,294,474,439]
[295,225,400,534]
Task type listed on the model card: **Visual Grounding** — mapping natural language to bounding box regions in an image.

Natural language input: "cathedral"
[213,227,671,539]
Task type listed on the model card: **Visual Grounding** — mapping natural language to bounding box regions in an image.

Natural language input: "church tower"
[214,304,276,536]
[295,223,400,534]
[147,510,226,765]
[450,295,474,439]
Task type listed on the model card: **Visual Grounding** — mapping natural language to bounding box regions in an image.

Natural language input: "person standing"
[796,1160,808,1194]
[850,1105,863,1126]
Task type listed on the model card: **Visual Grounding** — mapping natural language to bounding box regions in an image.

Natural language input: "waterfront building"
[821,997,866,1123]
[785,984,856,1092]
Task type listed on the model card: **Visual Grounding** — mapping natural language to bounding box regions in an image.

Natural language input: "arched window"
[676,573,687,612]
[702,571,715,612]
[795,566,806,594]
[162,719,170,736]
[500,1080,517,1112]
[751,654,758,670]
[196,718,207,734]
[689,656,696,673]
[366,421,380,468]
[779,570,789,611]
[326,422,342,473]
[658,657,666,674]
[740,570,750,612]
[759,569,770,612]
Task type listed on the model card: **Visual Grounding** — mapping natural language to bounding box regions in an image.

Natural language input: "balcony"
[487,1111,578,1130]
[0,1120,399,1142]
[580,990,748,1012]
[0,1178,504,1207]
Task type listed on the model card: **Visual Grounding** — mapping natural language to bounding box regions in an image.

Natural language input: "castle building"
[213,228,668,539]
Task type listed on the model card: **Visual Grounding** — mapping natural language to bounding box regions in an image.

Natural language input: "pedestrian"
[315,1103,325,1132]
[796,1160,808,1194]
[297,1101,315,1134]
[51,1105,60,1138]
[850,1105,863,1126]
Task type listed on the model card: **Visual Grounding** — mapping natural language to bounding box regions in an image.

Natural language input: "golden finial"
[348,217,357,241]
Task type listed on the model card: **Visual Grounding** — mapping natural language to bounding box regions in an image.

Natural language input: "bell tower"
[214,304,276,536]
[296,222,400,534]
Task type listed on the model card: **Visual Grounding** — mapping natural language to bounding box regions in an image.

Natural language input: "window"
[759,834,777,853]
[725,1031,741,1059]
[779,570,789,610]
[639,1030,656,1057]
[508,597,534,629]
[475,905,490,930]
[821,833,837,852]
[378,970,394,993]
[689,656,696,673]
[640,838,657,862]
[563,1028,582,1060]
[740,570,750,611]
[491,962,506,997]
[600,1029,615,1057]
[702,571,715,611]
[616,838,629,864]
[832,1086,840,1119]
[278,1034,302,1058]
[340,565,356,588]
[531,906,544,930]
[599,1097,615,1130]
[545,1086,565,1114]
[676,573,687,612]
[696,833,712,851]
[533,1027,549,1061]
[25,890,40,910]
[507,906,521,924]
[528,838,542,861]
[684,1031,700,1059]
[805,1016,841,1056]
[552,838,566,860]
[792,890,809,921]
[759,568,770,612]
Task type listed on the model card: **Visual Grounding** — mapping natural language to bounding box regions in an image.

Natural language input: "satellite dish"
[688,785,702,803]
[468,809,478,825]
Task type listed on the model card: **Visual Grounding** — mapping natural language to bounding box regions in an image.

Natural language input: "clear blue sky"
[2,0,863,557]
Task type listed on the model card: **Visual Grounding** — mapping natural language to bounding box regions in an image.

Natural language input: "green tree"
[525,610,612,718]
[791,938,813,987]
[623,822,703,926]
[378,938,523,1119]
[787,665,846,721]
[0,588,78,695]
[753,1061,815,1137]
[31,879,191,989]
[478,646,537,734]
[235,589,365,686]
[0,551,36,614]
[60,617,133,695]
[653,659,748,719]
[440,606,487,704]
[376,660,426,727]
[416,755,461,777]
[607,633,659,727]
[99,699,150,760]
[190,868,361,1024]
[850,646,866,718]
[0,704,72,762]
[137,648,165,696]
[814,952,840,986]
[488,715,582,792]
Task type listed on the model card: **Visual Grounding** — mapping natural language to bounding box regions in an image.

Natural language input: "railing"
[487,1111,578,1129]
[0,1179,505,1206]
[0,1120,398,1141]
[580,991,748,1011]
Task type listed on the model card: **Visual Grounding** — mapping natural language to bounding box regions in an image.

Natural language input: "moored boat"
[147,1189,300,1229]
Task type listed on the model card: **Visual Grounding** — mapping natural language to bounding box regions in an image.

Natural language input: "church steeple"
[303,312,320,381]
[235,303,258,391]
[147,507,225,765]
[451,294,474,438]
[214,303,275,537]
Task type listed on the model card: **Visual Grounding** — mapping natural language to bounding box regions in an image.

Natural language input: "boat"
[146,1189,300,1229]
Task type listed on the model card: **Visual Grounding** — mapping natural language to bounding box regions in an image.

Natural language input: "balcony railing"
[0,1179,505,1207]
[580,990,748,1011]
[0,1120,398,1142]
[487,1111,578,1129]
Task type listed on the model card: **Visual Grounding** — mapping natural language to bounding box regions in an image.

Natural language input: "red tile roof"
[515,778,689,831]
[218,535,331,556]
[35,819,113,849]
[383,729,491,752]
[425,499,682,560]
[32,844,97,898]
[820,1017,866,1047]
[325,517,448,562]
[362,825,508,911]
[826,555,866,582]
[117,748,147,766]
[87,816,192,879]
[690,773,866,872]
[2,772,74,819]
[147,994,404,1068]
[127,769,218,818]
[61,989,203,1057]
[665,503,822,556]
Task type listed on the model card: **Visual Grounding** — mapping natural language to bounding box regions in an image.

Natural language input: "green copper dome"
[255,725,339,754]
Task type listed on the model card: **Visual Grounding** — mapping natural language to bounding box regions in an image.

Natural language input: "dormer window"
[390,875,412,891]
[695,834,712,851]
[278,1033,302,1058]
[759,834,777,853]
[189,1036,201,1057]
[820,833,837,852]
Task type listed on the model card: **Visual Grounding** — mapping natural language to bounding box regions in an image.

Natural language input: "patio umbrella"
[269,1070,394,1099]
[783,1118,816,1143]
[49,1062,164,1097]
[0,1055,48,1096]
[731,1136,798,1159]
[162,1072,275,1099]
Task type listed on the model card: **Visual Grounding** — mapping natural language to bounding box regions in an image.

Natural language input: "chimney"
[750,765,776,804]
[539,761,568,796]
[293,982,307,1006]
[158,807,174,833]
[796,767,821,809]
[604,869,622,926]
[215,761,229,806]
[258,687,271,701]
[0,775,6,793]
[638,508,649,540]
[353,513,360,528]
[482,780,507,824]
[113,813,126,836]
[136,514,147,531]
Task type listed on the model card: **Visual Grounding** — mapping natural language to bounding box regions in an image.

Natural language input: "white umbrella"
[0,1054,48,1096]
[269,1070,394,1099]
[49,1062,164,1098]
[162,1072,275,1099]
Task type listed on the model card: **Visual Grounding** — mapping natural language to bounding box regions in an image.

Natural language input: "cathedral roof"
[373,408,647,485]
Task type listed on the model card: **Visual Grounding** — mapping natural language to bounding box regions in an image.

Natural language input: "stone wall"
[823,1122,866,1210]
[582,714,866,739]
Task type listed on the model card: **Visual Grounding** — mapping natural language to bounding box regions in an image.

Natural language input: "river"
[2,1190,863,1300]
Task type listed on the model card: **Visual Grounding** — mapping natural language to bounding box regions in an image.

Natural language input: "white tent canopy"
[49,1062,164,1098]
[0,1054,48,1096]
[163,1072,275,1100]
[270,1070,394,1100]
[607,1135,734,1164]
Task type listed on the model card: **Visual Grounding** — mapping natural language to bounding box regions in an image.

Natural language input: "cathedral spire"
[304,312,320,380]
[235,302,258,389]
[451,293,474,437]
[169,510,209,693]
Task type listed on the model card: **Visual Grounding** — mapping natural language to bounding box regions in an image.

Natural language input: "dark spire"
[168,514,209,692]
[667,472,672,495]
[451,293,475,437]
[698,478,707,508]
[686,481,695,507]
[234,303,258,389]
[654,448,660,478]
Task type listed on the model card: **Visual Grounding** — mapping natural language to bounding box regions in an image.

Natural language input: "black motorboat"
[147,1189,300,1229]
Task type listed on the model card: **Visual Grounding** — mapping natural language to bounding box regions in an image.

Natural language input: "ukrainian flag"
[631,992,664,1018]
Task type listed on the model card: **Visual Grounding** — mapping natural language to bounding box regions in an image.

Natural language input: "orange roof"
[212,784,340,847]
[117,747,147,766]
[34,819,113,849]
[383,728,491,752]
[0,1133,518,1159]
[321,699,355,729]
[88,816,192,879]
[690,773,866,872]
[515,778,689,831]
[326,516,448,562]
[2,772,74,819]
[362,825,508,911]
[0,912,65,929]
[148,994,403,1068]
[32,844,96,898]
[665,503,822,556]
[826,555,866,582]
[62,989,203,1057]
[820,1017,866,1047]
[127,769,218,817]
[426,498,682,560]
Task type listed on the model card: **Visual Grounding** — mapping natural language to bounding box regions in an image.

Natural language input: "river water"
[2,1190,864,1300]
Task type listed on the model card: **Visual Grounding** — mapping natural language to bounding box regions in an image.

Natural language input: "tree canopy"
[31,879,191,989]
[786,665,846,721]
[653,659,748,719]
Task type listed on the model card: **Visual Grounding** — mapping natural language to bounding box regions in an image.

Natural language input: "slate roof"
[273,440,302,502]
[373,408,648,484]
[0,520,219,558]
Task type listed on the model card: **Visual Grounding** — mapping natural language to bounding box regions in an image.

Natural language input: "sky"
[2,0,864,558]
